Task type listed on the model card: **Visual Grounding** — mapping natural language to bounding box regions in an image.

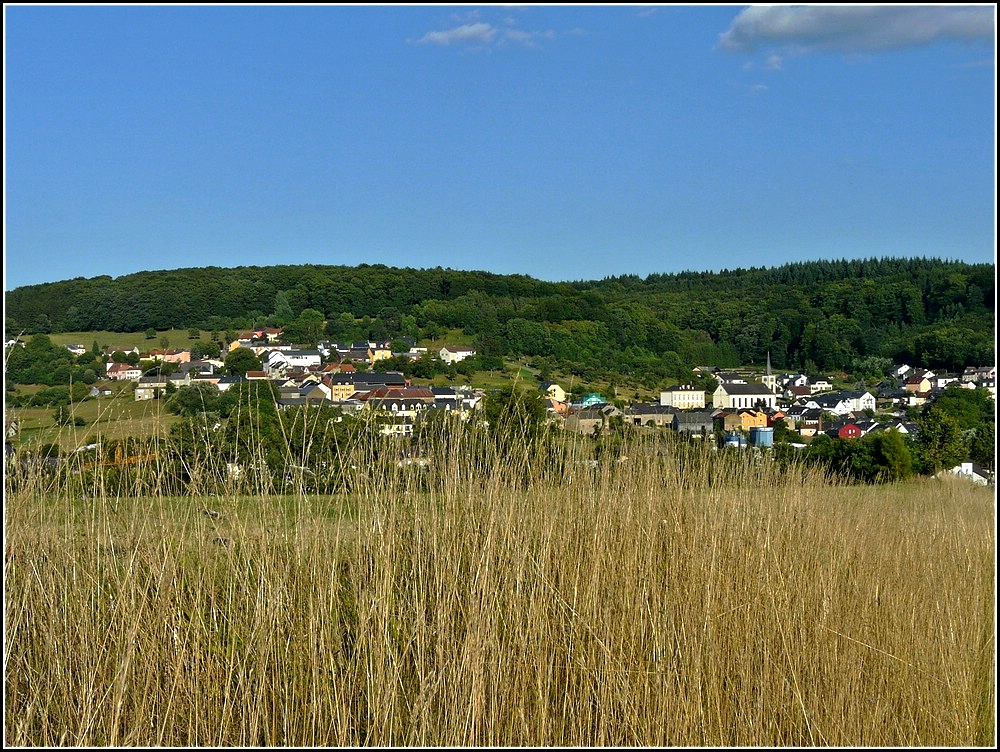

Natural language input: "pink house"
[106,363,143,381]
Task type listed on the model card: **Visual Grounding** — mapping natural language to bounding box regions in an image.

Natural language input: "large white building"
[712,383,777,410]
[659,385,706,410]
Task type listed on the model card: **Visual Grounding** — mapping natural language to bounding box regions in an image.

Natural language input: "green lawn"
[8,392,181,452]
[46,328,218,352]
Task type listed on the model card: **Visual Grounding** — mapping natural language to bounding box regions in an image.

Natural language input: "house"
[431,386,459,404]
[904,375,933,399]
[826,421,862,440]
[378,416,415,437]
[579,393,607,408]
[544,397,569,416]
[627,403,677,428]
[837,391,876,413]
[659,385,706,410]
[106,363,143,381]
[147,348,191,364]
[780,373,810,389]
[298,383,332,403]
[324,374,364,402]
[178,359,221,376]
[88,383,114,398]
[736,408,769,433]
[785,384,813,400]
[672,409,715,436]
[812,390,876,416]
[65,344,88,356]
[135,376,169,400]
[712,383,777,410]
[439,346,476,364]
[261,349,323,376]
[853,418,882,436]
[961,365,996,384]
[361,386,436,412]
[930,374,961,392]
[715,410,744,433]
[214,376,243,393]
[563,404,620,436]
[937,462,992,486]
[252,327,284,343]
[542,382,567,403]
[808,376,834,394]
[369,343,394,364]
[714,371,747,385]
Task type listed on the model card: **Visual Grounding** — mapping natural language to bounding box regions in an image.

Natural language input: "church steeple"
[763,351,777,394]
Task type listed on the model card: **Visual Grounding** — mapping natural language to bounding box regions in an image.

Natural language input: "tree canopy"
[4,258,994,384]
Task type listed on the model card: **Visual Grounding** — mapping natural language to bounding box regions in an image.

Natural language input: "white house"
[808,376,834,394]
[808,390,877,416]
[261,349,323,376]
[439,346,476,364]
[938,462,991,486]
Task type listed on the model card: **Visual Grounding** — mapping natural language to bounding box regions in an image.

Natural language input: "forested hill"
[5,257,995,379]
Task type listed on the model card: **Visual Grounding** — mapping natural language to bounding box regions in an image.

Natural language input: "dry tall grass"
[4,424,995,746]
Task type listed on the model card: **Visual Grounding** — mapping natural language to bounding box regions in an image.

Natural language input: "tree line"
[5,258,994,382]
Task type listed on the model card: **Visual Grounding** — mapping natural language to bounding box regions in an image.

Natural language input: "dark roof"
[673,409,715,424]
[720,383,774,395]
[628,404,678,415]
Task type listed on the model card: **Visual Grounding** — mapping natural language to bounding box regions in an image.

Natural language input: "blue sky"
[3,4,996,291]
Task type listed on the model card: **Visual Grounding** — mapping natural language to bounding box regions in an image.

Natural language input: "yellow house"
[543,382,567,403]
[325,377,360,402]
[738,409,768,432]
[369,345,394,364]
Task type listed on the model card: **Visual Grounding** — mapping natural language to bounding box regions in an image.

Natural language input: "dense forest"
[5,257,995,384]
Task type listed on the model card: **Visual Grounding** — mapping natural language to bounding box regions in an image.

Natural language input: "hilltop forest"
[5,257,994,386]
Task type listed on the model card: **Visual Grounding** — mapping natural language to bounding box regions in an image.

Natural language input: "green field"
[44,328,218,351]
[7,391,180,452]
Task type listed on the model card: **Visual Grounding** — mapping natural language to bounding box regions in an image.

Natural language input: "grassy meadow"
[3,425,995,746]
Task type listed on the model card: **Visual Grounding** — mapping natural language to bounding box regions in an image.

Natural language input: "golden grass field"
[3,428,995,746]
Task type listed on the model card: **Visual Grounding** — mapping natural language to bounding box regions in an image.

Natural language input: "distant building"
[672,409,715,436]
[712,383,777,410]
[659,385,706,410]
[106,363,142,381]
[439,346,477,364]
[542,382,567,403]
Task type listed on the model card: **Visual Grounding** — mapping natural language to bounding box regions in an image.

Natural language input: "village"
[50,324,993,483]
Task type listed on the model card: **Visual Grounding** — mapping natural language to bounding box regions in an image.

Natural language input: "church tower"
[762,351,778,394]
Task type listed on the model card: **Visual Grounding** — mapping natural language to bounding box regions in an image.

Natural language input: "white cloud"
[718,6,995,54]
[417,22,497,46]
[416,17,559,49]
[501,28,556,48]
